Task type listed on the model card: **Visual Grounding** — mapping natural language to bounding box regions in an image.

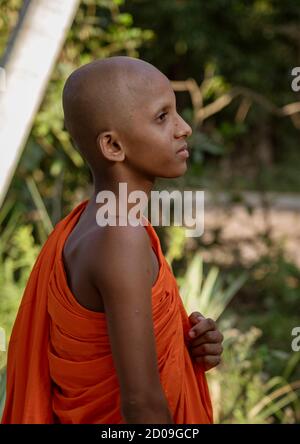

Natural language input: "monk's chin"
[159,163,188,179]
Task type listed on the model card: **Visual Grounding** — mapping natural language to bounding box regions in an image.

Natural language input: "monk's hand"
[187,312,224,371]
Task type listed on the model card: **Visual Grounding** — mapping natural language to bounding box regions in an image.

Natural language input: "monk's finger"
[195,355,222,370]
[188,311,205,325]
[190,330,224,348]
[190,343,223,358]
[188,317,216,339]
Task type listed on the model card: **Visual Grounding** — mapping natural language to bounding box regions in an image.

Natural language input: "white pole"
[0,0,80,207]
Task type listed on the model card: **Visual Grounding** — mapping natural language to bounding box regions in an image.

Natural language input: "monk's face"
[121,73,192,179]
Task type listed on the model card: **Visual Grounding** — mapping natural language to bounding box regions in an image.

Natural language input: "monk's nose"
[175,114,192,138]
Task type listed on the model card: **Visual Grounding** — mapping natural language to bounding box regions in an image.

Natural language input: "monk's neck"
[92,171,155,200]
[90,173,155,216]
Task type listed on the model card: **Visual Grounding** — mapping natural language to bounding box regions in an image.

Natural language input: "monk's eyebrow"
[157,104,171,112]
[151,89,177,116]
[154,98,176,114]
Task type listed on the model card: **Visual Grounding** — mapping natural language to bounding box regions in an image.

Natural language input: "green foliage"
[254,250,300,308]
[179,252,248,320]
[0,366,6,420]
[166,232,299,423]
[0,0,23,52]
[125,0,299,100]
[0,210,39,354]
[232,249,300,382]
[209,327,300,423]
[0,206,40,419]
[164,226,187,266]
[124,0,300,192]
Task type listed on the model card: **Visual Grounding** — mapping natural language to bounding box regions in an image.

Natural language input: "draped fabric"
[1,200,213,424]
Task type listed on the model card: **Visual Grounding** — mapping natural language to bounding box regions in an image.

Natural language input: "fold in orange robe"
[1,200,213,424]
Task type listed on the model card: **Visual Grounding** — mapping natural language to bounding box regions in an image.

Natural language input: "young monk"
[1,56,223,424]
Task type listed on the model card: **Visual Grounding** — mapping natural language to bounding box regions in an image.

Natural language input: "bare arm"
[90,224,173,424]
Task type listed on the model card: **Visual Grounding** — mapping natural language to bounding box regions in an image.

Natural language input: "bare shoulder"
[86,222,153,288]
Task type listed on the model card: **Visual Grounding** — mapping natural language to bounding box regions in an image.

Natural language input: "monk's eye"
[157,112,168,122]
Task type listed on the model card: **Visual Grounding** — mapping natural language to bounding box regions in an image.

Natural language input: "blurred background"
[0,0,300,423]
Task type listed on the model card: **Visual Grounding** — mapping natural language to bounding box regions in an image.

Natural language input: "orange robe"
[1,200,213,424]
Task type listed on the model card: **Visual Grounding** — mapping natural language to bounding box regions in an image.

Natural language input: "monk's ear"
[96,131,125,162]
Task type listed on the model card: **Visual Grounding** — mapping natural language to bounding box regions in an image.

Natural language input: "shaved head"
[62,56,168,174]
